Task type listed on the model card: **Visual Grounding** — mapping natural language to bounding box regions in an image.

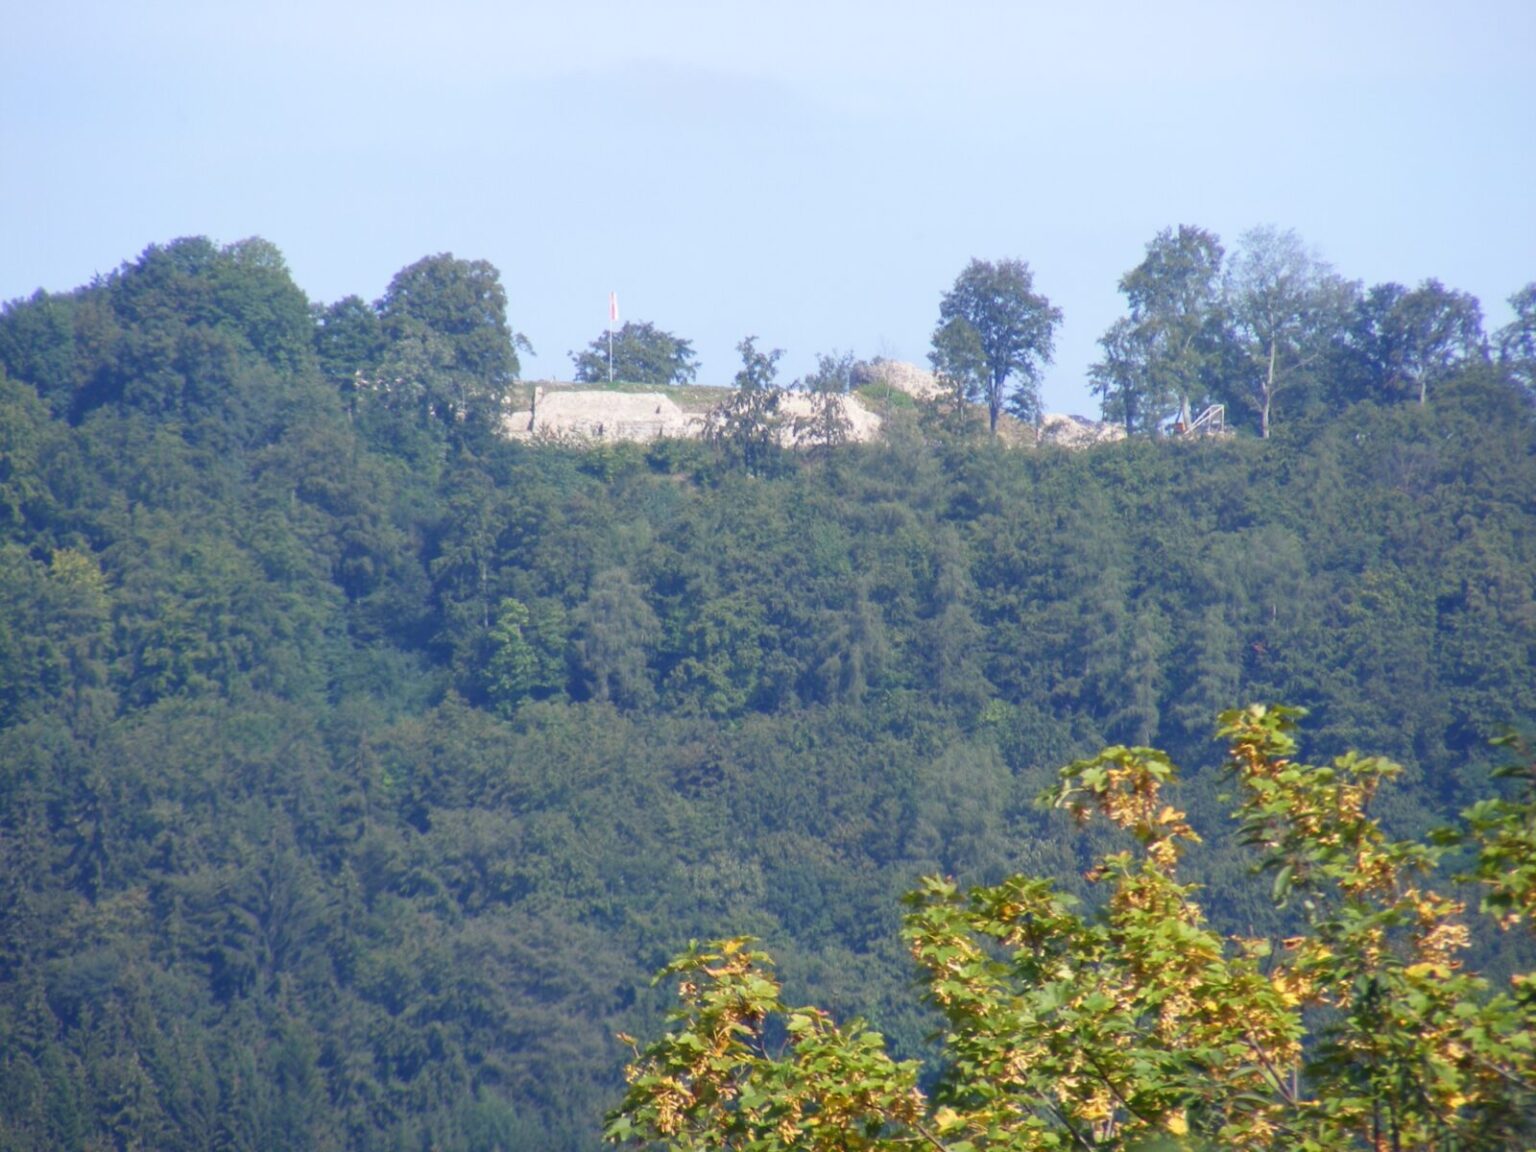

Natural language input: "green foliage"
[607,939,926,1152]
[0,237,329,453]
[376,253,529,437]
[932,258,1062,432]
[1091,226,1230,435]
[1494,282,1536,396]
[0,369,56,531]
[571,320,699,386]
[1339,280,1487,407]
[703,337,786,475]
[732,336,783,395]
[314,293,386,400]
[612,710,1536,1151]
[1224,226,1355,437]
[571,569,662,709]
[484,597,568,715]
[2,237,1535,1152]
[928,316,990,437]
[792,351,858,452]
[1457,734,1536,930]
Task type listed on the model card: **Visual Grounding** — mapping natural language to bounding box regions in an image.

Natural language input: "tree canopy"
[1342,280,1486,407]
[609,706,1536,1152]
[1225,227,1352,438]
[376,253,528,432]
[1091,226,1229,435]
[1497,283,1536,395]
[702,336,786,475]
[0,235,1533,1152]
[571,320,699,386]
[931,259,1062,433]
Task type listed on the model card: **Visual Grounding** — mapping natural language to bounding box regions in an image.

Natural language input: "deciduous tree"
[704,337,785,475]
[931,259,1061,433]
[376,254,529,432]
[312,295,385,403]
[1091,226,1229,434]
[1226,227,1353,437]
[927,315,989,436]
[1343,279,1486,406]
[609,706,1536,1151]
[1495,282,1536,395]
[792,351,857,452]
[570,320,698,386]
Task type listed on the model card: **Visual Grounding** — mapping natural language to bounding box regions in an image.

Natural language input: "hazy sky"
[4,1,1533,412]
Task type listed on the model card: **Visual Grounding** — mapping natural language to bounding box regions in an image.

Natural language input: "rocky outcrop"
[856,359,941,401]
[775,393,884,445]
[505,387,883,445]
[1036,412,1127,447]
[506,388,703,442]
[503,372,1124,451]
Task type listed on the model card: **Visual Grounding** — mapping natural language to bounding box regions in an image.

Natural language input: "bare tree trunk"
[1262,339,1277,439]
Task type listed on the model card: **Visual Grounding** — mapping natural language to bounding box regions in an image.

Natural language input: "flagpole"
[607,291,618,383]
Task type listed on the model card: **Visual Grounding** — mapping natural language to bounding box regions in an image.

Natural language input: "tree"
[1225,227,1353,437]
[1343,279,1486,406]
[733,336,782,394]
[931,259,1062,433]
[792,351,856,452]
[0,289,86,417]
[103,236,315,380]
[703,337,785,475]
[609,706,1536,1151]
[1495,282,1536,395]
[375,254,529,431]
[571,569,661,709]
[570,320,698,386]
[210,237,316,377]
[484,597,567,715]
[312,295,385,412]
[1091,226,1228,435]
[927,315,990,436]
[1088,317,1153,435]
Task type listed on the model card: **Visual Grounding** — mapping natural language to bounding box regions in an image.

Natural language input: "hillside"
[0,238,1533,1151]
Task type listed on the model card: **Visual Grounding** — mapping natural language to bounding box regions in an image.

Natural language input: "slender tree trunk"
[1262,338,1277,439]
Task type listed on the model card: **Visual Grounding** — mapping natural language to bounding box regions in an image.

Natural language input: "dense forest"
[0,236,1533,1150]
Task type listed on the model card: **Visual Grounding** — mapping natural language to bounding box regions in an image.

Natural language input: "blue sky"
[4,1,1533,413]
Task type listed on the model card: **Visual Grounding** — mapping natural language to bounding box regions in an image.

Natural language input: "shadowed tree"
[312,295,385,412]
[1496,282,1536,395]
[376,254,529,433]
[1344,279,1486,406]
[704,337,785,475]
[572,569,661,709]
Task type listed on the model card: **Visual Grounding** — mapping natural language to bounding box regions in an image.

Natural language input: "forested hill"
[1,238,1534,1151]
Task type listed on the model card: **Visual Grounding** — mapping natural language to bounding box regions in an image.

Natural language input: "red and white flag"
[609,291,619,329]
